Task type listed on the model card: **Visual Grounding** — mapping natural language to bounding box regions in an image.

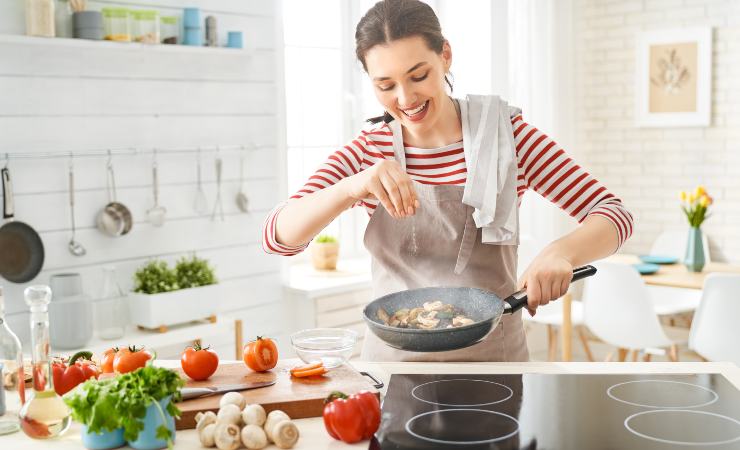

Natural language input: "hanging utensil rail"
[2,143,260,161]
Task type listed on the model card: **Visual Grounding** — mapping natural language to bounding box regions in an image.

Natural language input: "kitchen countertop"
[2,361,738,449]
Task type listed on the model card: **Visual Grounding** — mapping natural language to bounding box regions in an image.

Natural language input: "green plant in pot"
[64,366,183,450]
[311,234,339,271]
[129,256,219,331]
[679,185,713,272]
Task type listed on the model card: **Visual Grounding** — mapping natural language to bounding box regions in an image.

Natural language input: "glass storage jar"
[102,7,130,42]
[132,9,159,44]
[160,15,179,44]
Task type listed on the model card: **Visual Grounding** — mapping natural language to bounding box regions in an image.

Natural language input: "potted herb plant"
[128,255,220,331]
[311,234,340,271]
[64,366,183,450]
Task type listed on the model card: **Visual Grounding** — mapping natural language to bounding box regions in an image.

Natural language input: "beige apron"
[359,122,529,363]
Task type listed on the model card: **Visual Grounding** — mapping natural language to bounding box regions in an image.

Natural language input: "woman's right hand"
[343,160,419,219]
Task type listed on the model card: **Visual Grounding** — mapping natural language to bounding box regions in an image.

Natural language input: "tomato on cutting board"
[100,347,119,373]
[243,336,278,372]
[181,344,219,381]
[113,345,155,374]
[323,390,380,443]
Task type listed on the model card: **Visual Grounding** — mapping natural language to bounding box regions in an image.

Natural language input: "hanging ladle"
[235,145,249,213]
[147,149,167,227]
[67,156,86,256]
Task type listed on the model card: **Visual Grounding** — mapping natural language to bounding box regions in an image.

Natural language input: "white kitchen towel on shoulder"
[458,94,521,245]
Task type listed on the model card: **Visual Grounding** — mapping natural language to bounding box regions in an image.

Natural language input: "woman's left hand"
[517,252,574,316]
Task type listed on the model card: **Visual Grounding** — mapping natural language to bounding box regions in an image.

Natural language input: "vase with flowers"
[680,185,713,272]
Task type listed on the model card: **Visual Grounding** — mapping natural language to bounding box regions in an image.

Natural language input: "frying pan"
[0,168,45,283]
[363,265,597,352]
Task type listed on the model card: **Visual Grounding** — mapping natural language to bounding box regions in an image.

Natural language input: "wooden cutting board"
[174,359,380,430]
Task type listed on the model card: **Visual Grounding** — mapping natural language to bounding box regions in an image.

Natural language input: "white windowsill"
[285,257,372,298]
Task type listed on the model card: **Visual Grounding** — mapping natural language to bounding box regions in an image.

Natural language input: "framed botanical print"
[635,27,712,127]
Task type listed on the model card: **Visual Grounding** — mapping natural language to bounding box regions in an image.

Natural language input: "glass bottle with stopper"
[18,285,71,439]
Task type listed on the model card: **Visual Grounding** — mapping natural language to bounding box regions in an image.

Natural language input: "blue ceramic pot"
[128,396,176,450]
[80,425,125,450]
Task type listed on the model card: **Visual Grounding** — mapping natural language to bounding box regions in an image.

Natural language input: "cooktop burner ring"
[607,379,719,409]
[411,378,513,407]
[624,409,740,446]
[405,408,520,445]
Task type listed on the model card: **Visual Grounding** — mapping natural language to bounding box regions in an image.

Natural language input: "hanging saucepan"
[363,265,597,352]
[0,167,45,283]
[96,157,132,237]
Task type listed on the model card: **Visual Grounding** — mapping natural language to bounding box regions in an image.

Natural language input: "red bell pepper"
[323,390,380,443]
[52,351,100,396]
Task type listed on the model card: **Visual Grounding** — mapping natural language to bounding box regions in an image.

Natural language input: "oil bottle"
[18,285,71,439]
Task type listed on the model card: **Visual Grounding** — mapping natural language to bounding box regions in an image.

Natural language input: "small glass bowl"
[290,328,358,368]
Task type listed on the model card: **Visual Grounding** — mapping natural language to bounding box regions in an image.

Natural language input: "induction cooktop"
[369,373,740,449]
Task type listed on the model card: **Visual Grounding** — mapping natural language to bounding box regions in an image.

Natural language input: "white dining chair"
[650,229,711,263]
[582,262,687,361]
[688,274,740,365]
[523,300,594,361]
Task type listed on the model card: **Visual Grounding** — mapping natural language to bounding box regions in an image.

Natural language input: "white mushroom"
[272,420,300,449]
[241,424,268,449]
[199,423,216,448]
[213,422,241,450]
[423,300,444,311]
[217,404,242,426]
[196,411,217,433]
[219,392,246,410]
[242,403,266,427]
[264,410,291,443]
[452,316,475,327]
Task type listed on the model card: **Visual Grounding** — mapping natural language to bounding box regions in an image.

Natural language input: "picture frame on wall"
[635,27,712,127]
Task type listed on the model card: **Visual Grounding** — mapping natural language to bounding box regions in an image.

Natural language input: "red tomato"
[323,391,380,443]
[101,347,119,373]
[180,344,219,381]
[113,346,155,374]
[243,336,278,372]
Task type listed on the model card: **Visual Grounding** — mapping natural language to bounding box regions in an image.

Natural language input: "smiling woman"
[265,0,633,363]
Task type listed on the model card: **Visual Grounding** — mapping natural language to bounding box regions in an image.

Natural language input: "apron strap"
[454,210,477,275]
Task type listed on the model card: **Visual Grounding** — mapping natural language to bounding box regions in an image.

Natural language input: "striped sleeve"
[261,125,388,256]
[512,115,634,251]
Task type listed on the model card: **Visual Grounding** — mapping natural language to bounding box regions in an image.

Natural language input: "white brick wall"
[574,0,740,262]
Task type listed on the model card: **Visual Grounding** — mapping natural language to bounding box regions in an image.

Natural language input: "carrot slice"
[291,366,328,378]
[290,361,323,375]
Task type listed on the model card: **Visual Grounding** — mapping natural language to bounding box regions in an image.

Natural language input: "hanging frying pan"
[363,265,597,352]
[0,167,45,283]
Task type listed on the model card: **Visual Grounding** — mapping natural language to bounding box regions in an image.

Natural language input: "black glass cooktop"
[370,373,740,450]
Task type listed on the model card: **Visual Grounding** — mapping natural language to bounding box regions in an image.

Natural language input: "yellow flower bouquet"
[680,185,713,228]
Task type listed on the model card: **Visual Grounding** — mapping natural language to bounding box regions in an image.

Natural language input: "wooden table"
[2,361,738,449]
[560,254,740,361]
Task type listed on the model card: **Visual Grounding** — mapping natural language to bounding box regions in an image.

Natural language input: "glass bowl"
[290,328,358,368]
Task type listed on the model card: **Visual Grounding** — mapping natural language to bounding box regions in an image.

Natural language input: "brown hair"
[355,0,453,124]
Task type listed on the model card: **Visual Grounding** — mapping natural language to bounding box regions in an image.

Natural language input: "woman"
[263,0,633,362]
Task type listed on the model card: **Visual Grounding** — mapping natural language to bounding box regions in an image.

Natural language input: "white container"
[128,284,220,329]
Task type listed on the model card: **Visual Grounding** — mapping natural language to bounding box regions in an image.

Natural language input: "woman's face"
[365,36,452,134]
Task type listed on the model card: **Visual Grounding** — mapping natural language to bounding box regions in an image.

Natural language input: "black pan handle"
[2,168,13,220]
[503,265,597,314]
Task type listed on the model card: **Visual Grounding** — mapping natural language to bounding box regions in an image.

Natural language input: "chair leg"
[604,351,614,362]
[547,325,558,361]
[668,344,679,362]
[577,327,595,362]
[617,348,629,362]
[643,353,652,362]
[630,350,639,361]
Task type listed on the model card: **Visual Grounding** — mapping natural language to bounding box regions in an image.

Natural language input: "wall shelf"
[0,33,258,56]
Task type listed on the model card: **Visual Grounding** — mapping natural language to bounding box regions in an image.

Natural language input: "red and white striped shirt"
[262,115,633,255]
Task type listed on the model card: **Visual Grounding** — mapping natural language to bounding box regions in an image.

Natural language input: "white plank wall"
[0,1,286,357]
